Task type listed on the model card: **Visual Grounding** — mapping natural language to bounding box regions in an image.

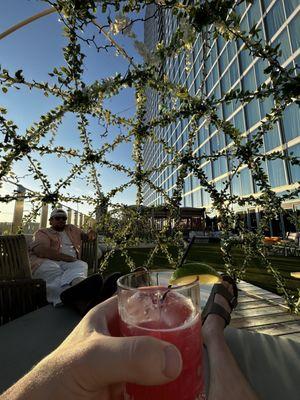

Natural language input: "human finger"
[86,296,120,336]
[79,335,182,389]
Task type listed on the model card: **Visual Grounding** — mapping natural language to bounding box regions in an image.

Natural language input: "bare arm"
[1,297,181,400]
[33,245,76,262]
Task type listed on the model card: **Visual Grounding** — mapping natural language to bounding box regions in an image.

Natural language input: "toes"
[221,277,234,295]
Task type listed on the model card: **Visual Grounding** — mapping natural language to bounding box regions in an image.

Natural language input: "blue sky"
[0,0,145,220]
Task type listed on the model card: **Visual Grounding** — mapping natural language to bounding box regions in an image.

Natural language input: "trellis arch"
[0,0,299,312]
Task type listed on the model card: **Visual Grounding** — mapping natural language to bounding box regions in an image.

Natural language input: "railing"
[0,181,96,235]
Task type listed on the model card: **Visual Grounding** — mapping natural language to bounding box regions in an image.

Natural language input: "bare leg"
[202,281,259,400]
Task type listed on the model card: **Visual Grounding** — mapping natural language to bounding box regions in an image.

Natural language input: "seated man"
[30,208,97,308]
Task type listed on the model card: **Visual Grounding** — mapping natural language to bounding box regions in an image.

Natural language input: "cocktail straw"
[178,236,195,268]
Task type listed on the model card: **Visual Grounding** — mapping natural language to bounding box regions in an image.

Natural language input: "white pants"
[33,259,88,306]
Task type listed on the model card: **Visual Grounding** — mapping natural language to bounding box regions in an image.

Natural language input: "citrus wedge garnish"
[170,262,221,286]
[291,272,300,279]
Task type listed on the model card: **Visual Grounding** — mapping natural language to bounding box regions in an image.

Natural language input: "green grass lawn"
[185,243,300,295]
[103,243,300,295]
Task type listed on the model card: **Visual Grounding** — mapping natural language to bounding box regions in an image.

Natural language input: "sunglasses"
[54,216,67,221]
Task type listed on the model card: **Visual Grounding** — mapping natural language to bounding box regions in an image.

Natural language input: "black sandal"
[201,274,238,327]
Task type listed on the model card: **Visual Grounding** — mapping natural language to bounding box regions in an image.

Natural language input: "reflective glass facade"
[143,1,300,218]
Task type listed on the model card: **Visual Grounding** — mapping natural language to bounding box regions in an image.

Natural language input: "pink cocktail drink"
[119,286,205,400]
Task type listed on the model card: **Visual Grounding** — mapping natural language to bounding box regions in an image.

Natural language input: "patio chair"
[81,236,100,273]
[285,232,300,246]
[0,235,47,326]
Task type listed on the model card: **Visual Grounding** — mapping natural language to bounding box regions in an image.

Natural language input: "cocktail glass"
[117,269,205,400]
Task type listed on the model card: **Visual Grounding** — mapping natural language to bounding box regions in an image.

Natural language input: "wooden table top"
[231,281,300,342]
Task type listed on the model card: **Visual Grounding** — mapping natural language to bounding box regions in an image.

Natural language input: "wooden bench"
[0,235,47,326]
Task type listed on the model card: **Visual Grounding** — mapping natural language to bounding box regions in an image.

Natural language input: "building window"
[209,123,216,136]
[245,100,260,128]
[184,194,193,207]
[193,49,201,72]
[288,143,300,183]
[255,58,269,86]
[192,175,200,190]
[267,158,287,187]
[234,110,246,134]
[253,161,268,192]
[236,1,246,17]
[242,67,257,92]
[228,156,239,171]
[206,71,214,94]
[264,123,281,151]
[216,103,223,120]
[217,35,226,53]
[239,48,253,72]
[213,156,228,177]
[240,168,253,195]
[184,176,192,193]
[219,47,229,72]
[284,0,299,17]
[289,13,300,53]
[272,28,291,65]
[227,41,237,61]
[203,162,212,181]
[215,178,229,193]
[220,70,231,95]
[194,70,202,93]
[212,64,219,86]
[210,43,218,65]
[282,103,300,142]
[248,0,262,28]
[192,189,202,207]
[225,117,234,145]
[264,1,285,41]
[200,125,209,142]
[223,101,234,120]
[259,95,274,117]
[204,140,211,156]
[262,0,273,12]
[213,83,221,100]
[231,173,241,195]
[229,59,239,86]
[202,188,211,206]
[211,133,219,152]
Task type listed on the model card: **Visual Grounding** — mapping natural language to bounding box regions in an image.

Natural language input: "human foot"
[202,276,238,346]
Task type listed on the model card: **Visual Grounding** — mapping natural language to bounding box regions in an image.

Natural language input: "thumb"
[86,335,182,387]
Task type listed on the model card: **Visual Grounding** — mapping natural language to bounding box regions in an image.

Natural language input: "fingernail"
[163,345,182,379]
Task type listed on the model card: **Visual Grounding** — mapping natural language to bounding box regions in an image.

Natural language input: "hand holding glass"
[117,270,205,400]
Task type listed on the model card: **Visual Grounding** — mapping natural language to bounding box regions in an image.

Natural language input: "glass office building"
[143,0,300,235]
